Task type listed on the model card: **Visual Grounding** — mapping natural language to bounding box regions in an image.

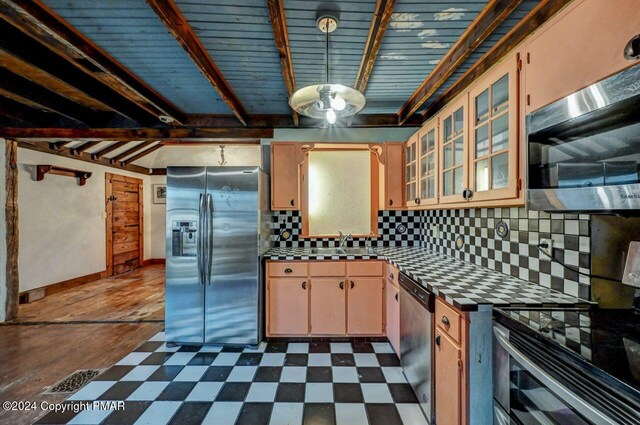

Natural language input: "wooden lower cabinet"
[266,260,385,337]
[267,278,308,335]
[310,278,346,335]
[385,283,400,354]
[434,298,468,425]
[435,330,463,425]
[347,278,384,335]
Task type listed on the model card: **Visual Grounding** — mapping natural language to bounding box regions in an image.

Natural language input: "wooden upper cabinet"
[404,134,418,207]
[268,278,308,335]
[438,95,468,205]
[347,278,384,335]
[525,0,640,113]
[271,143,299,210]
[310,278,346,335]
[468,55,520,203]
[383,143,404,209]
[417,121,439,207]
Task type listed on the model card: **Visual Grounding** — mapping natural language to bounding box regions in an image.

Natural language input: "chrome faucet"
[365,231,376,248]
[338,231,352,248]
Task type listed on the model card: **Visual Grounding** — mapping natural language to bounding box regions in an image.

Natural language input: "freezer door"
[204,167,261,345]
[165,167,206,344]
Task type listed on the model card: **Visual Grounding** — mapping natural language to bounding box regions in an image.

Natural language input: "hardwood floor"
[17,264,165,323]
[0,265,165,425]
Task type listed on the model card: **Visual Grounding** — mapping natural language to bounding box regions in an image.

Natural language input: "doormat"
[45,369,102,394]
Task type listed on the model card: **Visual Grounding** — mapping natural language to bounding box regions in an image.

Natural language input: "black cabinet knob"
[350,281,355,289]
[290,199,295,206]
[462,189,473,200]
[284,268,293,274]
[441,315,450,327]
[389,198,394,206]
[435,334,441,346]
[395,293,398,302]
[301,281,306,290]
[415,197,421,205]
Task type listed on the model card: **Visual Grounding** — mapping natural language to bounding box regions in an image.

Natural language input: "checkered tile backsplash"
[270,211,422,248]
[421,208,591,300]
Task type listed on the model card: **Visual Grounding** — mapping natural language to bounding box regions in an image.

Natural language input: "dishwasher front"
[399,272,435,423]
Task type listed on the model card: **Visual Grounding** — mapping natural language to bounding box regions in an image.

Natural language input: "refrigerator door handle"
[206,193,214,285]
[197,193,205,285]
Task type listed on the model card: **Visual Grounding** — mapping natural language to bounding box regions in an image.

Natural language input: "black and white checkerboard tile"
[36,334,428,425]
[421,208,591,300]
[375,247,591,311]
[271,210,422,249]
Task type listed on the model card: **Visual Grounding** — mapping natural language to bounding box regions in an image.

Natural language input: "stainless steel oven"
[527,63,640,211]
[493,323,620,424]
[399,273,435,423]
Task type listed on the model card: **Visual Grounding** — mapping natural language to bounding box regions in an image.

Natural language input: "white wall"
[0,139,7,321]
[149,174,167,259]
[17,148,152,292]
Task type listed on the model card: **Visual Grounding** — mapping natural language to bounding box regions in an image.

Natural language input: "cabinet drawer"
[268,262,308,277]
[386,264,399,288]
[347,261,384,277]
[309,261,346,277]
[435,298,462,344]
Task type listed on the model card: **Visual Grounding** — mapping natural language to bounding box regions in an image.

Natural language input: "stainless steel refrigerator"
[165,166,270,346]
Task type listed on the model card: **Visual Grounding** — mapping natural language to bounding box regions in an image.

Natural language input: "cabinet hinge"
[458,359,463,371]
[517,178,522,191]
[516,53,522,72]
[526,52,530,64]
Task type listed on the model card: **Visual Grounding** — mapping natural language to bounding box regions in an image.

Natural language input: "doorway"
[105,173,144,276]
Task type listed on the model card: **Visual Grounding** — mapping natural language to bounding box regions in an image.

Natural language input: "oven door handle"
[493,326,616,425]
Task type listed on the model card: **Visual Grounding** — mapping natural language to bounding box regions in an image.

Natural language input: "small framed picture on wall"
[153,184,167,204]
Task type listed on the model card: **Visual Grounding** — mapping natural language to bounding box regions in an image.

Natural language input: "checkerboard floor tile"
[36,333,427,425]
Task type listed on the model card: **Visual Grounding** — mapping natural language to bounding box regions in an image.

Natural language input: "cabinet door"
[468,56,519,202]
[268,278,308,335]
[271,143,299,210]
[525,0,640,113]
[439,96,468,204]
[417,121,439,207]
[435,330,462,425]
[385,284,400,355]
[347,278,383,335]
[384,143,404,209]
[310,279,346,335]
[404,135,418,208]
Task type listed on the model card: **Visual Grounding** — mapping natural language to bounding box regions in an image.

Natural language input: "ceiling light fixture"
[289,12,366,125]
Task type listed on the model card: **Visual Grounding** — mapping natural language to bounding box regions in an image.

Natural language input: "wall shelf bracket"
[36,165,92,186]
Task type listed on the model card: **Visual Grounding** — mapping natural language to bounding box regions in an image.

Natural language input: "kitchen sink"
[310,247,377,255]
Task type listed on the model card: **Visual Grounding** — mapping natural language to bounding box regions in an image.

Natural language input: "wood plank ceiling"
[0,0,573,172]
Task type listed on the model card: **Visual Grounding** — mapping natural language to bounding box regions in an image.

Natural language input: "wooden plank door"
[106,173,143,276]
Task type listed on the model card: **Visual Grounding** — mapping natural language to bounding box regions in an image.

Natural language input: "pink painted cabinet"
[385,282,400,354]
[310,278,346,335]
[267,278,308,335]
[347,278,384,335]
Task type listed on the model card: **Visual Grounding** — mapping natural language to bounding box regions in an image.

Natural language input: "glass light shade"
[289,83,366,121]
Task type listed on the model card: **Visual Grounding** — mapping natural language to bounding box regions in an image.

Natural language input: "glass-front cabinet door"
[439,96,468,204]
[417,121,438,206]
[468,57,519,202]
[405,134,418,207]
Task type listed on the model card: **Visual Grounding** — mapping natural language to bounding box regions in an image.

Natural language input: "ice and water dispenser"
[171,221,197,257]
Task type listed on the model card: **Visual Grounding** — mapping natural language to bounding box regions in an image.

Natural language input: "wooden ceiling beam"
[49,141,71,150]
[111,142,155,163]
[72,141,101,154]
[185,113,421,128]
[0,20,157,125]
[267,0,298,126]
[0,67,106,126]
[147,0,249,126]
[92,141,131,159]
[397,0,524,125]
[354,0,396,93]
[0,0,185,124]
[0,95,73,126]
[422,0,572,120]
[1,127,274,141]
[17,141,151,175]
[121,143,163,165]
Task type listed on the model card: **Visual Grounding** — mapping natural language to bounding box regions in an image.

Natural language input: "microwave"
[527,63,640,211]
